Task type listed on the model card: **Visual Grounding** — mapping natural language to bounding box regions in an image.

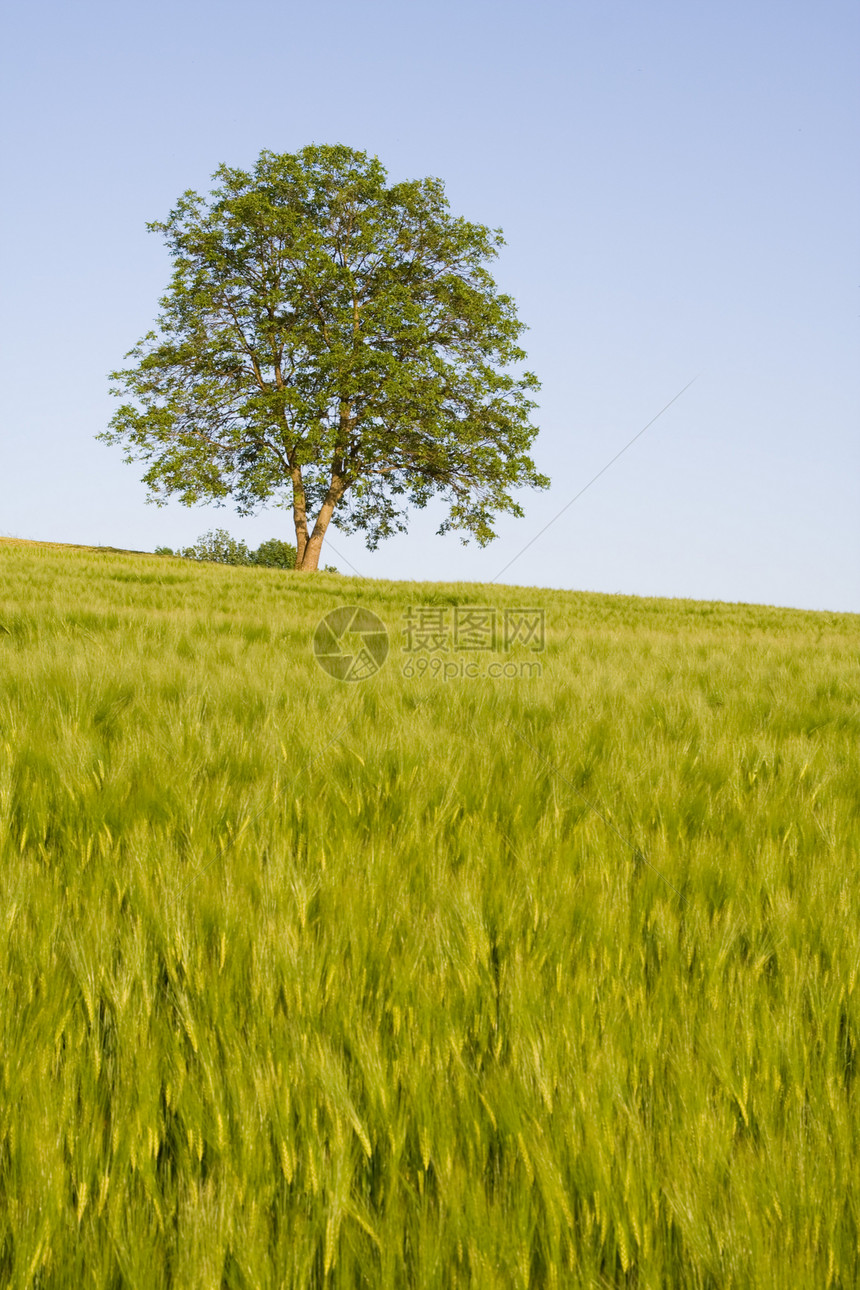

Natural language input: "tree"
[102,145,548,571]
[174,528,253,565]
[249,538,297,570]
[156,529,301,569]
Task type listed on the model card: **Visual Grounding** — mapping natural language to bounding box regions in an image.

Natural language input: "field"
[0,536,858,1288]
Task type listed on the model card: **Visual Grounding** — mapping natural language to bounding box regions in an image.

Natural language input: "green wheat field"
[1,536,858,1288]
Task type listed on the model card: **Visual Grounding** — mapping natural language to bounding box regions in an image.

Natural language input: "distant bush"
[178,529,253,565]
[155,529,300,570]
[249,538,297,570]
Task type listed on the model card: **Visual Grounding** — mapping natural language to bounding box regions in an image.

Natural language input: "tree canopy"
[102,145,549,570]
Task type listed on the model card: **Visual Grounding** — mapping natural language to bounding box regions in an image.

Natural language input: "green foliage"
[101,144,548,569]
[178,527,254,565]
[250,537,297,570]
[1,537,859,1285]
[157,529,299,569]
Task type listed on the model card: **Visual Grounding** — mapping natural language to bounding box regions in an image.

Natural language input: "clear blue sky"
[1,0,857,610]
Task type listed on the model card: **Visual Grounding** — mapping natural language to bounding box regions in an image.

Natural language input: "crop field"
[0,536,858,1288]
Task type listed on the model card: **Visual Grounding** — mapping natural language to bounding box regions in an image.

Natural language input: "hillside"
[1,537,858,1287]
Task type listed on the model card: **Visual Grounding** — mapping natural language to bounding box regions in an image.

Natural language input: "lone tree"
[103,145,548,571]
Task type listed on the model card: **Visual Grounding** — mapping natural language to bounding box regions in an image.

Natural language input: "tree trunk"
[298,534,324,571]
[296,477,344,571]
[291,467,310,568]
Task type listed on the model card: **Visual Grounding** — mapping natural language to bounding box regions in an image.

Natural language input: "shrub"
[178,529,252,566]
[156,534,337,575]
[157,530,303,570]
[250,538,297,569]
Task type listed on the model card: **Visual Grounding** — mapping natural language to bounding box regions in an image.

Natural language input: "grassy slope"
[0,538,858,1288]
